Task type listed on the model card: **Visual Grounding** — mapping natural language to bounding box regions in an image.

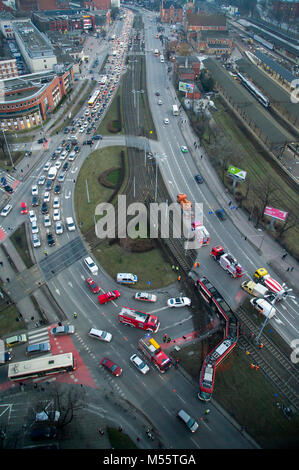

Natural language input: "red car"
[98,290,120,304]
[85,277,100,294]
[20,202,28,214]
[100,357,122,377]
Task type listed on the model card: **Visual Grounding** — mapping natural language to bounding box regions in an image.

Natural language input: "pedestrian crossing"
[27,326,50,345]
[0,172,20,193]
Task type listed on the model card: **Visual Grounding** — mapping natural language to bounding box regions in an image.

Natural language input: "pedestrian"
[259,343,264,349]
[98,429,104,435]
[6,278,10,283]
[118,426,122,432]
[0,261,3,266]
[228,201,232,207]
[34,383,38,389]
[205,409,210,415]
[287,267,290,272]
[182,336,186,340]
[244,236,247,241]
[282,253,288,259]
[175,266,179,271]
[137,437,140,442]
[290,267,294,272]
[200,155,203,159]
[73,312,78,319]
[171,265,175,271]
[167,337,171,343]
[31,316,34,321]
[178,275,181,281]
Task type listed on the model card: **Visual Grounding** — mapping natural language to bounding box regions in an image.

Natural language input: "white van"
[116,273,138,284]
[250,298,276,318]
[48,167,57,180]
[84,256,98,275]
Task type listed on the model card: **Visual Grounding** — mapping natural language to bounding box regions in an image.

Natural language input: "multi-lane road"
[0,8,297,449]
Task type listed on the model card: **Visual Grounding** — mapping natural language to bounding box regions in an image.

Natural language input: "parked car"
[167,297,191,308]
[85,277,100,294]
[100,357,122,376]
[41,202,48,214]
[51,325,75,335]
[32,195,39,207]
[98,290,120,304]
[44,215,51,227]
[130,354,150,374]
[1,204,12,217]
[55,221,63,235]
[66,217,75,231]
[177,409,199,433]
[215,209,227,221]
[29,210,36,223]
[135,292,157,303]
[32,234,41,248]
[31,185,38,196]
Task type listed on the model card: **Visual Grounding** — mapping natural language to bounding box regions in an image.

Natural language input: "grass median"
[74,146,177,289]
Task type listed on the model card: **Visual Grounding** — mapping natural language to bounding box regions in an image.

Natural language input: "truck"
[112,50,117,56]
[241,280,269,297]
[118,307,160,333]
[177,193,192,214]
[250,298,276,318]
[190,221,210,246]
[138,334,172,373]
[172,104,179,116]
[210,246,244,278]
[254,268,286,299]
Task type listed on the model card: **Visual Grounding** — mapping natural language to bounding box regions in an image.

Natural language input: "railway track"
[236,306,299,411]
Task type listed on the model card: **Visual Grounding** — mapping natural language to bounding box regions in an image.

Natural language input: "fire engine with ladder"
[210,245,244,278]
[138,334,172,373]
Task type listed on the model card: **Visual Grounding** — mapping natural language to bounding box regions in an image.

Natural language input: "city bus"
[88,89,101,107]
[154,49,159,56]
[8,353,75,381]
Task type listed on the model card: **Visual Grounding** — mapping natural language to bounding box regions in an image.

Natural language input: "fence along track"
[236,306,299,411]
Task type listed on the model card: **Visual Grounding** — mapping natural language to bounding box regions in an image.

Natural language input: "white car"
[88,328,112,342]
[79,127,84,133]
[38,175,46,185]
[164,118,169,124]
[84,256,98,275]
[31,222,39,234]
[32,234,41,248]
[130,354,150,375]
[44,215,51,227]
[28,210,37,223]
[55,161,61,169]
[43,161,51,172]
[66,217,76,231]
[53,209,60,221]
[1,204,12,217]
[53,197,60,209]
[31,185,38,196]
[60,151,68,159]
[167,297,191,308]
[135,292,157,303]
[55,221,63,235]
[83,122,88,128]
[44,192,50,203]
[68,151,76,161]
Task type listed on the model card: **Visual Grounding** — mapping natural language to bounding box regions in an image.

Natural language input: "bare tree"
[277,211,298,239]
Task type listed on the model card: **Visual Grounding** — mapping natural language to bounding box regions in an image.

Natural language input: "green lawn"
[93,241,177,290]
[0,304,25,335]
[74,146,125,233]
[107,427,137,449]
[96,84,124,136]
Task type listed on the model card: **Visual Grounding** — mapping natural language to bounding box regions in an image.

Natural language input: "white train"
[237,72,270,108]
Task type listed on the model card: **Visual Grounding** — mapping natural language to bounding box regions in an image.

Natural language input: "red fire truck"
[118,307,160,333]
[138,334,172,373]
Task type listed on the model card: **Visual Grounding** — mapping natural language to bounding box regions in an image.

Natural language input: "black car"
[86,128,91,134]
[65,143,72,152]
[194,174,204,184]
[83,140,93,146]
[63,127,69,134]
[41,202,48,214]
[47,233,55,246]
[51,153,57,160]
[32,195,39,206]
[155,91,160,96]
[54,184,61,194]
[38,137,47,144]
[93,135,103,140]
[215,209,227,221]
[31,426,57,440]
[62,162,69,171]
[4,185,13,193]
[74,146,80,153]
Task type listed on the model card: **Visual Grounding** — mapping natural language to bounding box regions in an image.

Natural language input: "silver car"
[130,354,150,374]
[177,409,199,433]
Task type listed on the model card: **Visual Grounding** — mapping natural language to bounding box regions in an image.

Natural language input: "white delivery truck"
[241,280,269,297]
[250,298,276,318]
[172,104,179,116]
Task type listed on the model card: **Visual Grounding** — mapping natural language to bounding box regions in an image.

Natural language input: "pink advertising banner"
[264,206,288,221]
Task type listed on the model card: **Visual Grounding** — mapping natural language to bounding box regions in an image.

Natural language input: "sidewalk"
[178,107,299,294]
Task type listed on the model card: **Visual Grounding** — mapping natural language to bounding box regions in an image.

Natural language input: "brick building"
[0,66,73,131]
[185,12,233,54]
[273,0,299,19]
[0,58,18,79]
[160,1,183,24]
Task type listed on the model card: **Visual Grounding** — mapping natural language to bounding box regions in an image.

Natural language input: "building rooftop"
[186,12,227,27]
[13,20,55,57]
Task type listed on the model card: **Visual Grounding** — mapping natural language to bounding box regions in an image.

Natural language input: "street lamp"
[1,129,15,169]
[148,152,168,202]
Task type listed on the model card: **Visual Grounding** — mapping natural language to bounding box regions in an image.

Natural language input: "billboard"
[264,206,288,222]
[227,165,247,181]
[179,82,194,93]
